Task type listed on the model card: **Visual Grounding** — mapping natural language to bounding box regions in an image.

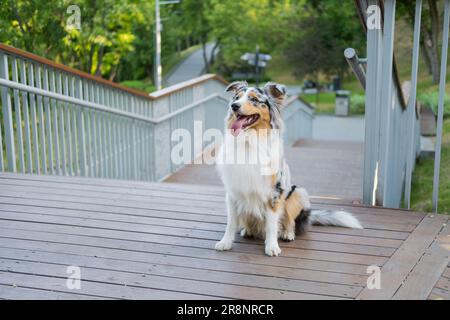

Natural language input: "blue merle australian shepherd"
[215,81,362,256]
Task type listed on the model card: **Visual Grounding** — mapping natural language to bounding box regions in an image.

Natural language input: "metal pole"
[344,48,366,89]
[255,45,260,87]
[405,0,422,209]
[432,0,450,213]
[155,0,162,91]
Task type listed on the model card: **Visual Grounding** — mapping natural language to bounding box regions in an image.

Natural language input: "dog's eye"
[250,97,259,103]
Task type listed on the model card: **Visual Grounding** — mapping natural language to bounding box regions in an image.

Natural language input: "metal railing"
[0,43,314,182]
[354,0,449,211]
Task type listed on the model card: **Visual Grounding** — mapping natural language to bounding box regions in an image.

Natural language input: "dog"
[215,80,362,256]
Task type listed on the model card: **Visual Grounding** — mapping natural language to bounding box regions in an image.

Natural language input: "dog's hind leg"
[215,194,239,251]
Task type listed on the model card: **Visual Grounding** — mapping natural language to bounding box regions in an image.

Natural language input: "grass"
[120,79,155,93]
[411,118,450,214]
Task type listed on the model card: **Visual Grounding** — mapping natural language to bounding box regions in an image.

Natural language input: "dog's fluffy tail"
[309,210,363,229]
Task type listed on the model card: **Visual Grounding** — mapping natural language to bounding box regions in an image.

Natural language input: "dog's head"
[225,81,286,136]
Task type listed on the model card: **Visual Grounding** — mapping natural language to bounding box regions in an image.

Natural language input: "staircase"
[165,139,364,203]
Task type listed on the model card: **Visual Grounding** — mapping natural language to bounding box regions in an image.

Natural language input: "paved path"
[163,43,215,87]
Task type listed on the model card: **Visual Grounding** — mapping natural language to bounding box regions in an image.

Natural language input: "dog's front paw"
[215,239,233,251]
[265,243,281,256]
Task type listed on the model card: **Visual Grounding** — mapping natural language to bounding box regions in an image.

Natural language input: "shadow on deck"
[0,173,448,300]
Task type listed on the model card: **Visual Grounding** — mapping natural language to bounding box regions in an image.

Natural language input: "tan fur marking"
[281,191,304,235]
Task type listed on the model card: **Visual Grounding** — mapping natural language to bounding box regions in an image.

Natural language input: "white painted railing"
[0,43,314,182]
[354,0,449,211]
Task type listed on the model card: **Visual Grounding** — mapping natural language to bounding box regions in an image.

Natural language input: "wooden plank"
[0,209,403,249]
[0,270,213,300]
[0,200,409,240]
[0,258,344,300]
[0,177,426,224]
[0,248,360,298]
[357,214,448,299]
[428,287,450,300]
[0,225,375,277]
[0,187,421,232]
[0,284,107,300]
[393,223,450,299]
[0,213,397,257]
[0,233,368,287]
[0,173,426,217]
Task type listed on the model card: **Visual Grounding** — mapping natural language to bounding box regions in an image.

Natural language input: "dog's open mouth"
[230,114,260,136]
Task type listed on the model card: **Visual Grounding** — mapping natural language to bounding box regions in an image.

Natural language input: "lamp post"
[154,0,181,91]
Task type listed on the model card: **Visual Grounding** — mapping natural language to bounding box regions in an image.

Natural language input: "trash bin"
[335,90,350,116]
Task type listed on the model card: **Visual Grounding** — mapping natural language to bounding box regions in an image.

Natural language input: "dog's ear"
[264,82,286,105]
[225,81,248,93]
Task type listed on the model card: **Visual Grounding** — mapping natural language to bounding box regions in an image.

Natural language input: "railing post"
[75,78,87,176]
[364,0,384,205]
[432,0,450,213]
[0,52,16,172]
[405,0,422,208]
[380,0,397,207]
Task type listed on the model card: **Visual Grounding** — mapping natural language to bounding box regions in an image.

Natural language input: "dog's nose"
[231,103,240,112]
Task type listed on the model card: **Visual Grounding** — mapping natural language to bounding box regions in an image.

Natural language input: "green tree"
[283,0,365,82]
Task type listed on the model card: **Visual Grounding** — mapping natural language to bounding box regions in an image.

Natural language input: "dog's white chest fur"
[216,131,283,219]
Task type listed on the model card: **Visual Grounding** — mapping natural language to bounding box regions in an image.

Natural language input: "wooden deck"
[0,173,448,300]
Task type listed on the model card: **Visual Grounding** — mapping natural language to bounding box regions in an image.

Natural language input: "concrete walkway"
[163,43,215,87]
[312,115,365,142]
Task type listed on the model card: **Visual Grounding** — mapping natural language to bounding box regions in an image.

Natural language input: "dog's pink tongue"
[230,117,246,136]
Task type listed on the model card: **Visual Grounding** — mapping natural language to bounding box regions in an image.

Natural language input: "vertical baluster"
[42,68,54,174]
[11,58,25,172]
[115,91,123,179]
[55,72,66,175]
[106,90,112,178]
[63,74,73,175]
[49,71,60,175]
[35,65,47,173]
[19,60,32,173]
[107,90,115,178]
[405,0,422,208]
[432,0,450,212]
[101,86,107,178]
[69,77,79,175]
[0,53,16,172]
[74,78,86,176]
[112,90,118,178]
[102,86,111,178]
[27,63,40,173]
[122,93,129,179]
[94,85,103,178]
[380,0,396,207]
[83,81,91,177]
[89,82,97,177]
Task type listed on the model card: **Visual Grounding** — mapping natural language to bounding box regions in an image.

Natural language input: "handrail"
[344,48,366,89]
[0,43,228,99]
[0,78,226,124]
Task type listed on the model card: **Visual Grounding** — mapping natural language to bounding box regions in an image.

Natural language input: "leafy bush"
[350,94,365,115]
[418,92,450,116]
